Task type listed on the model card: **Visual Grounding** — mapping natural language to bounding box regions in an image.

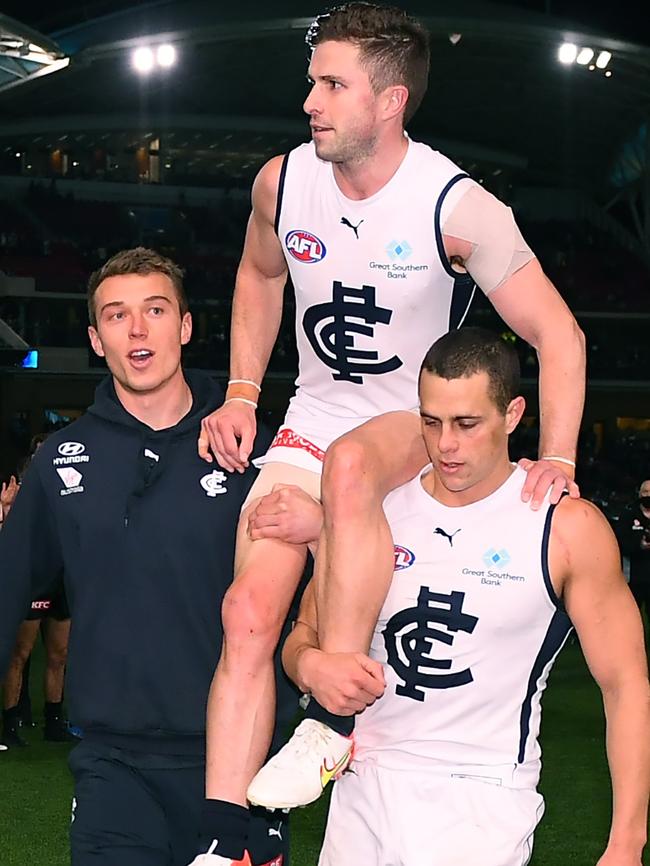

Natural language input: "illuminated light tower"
[558,43,577,64]
[596,50,612,69]
[156,44,176,68]
[132,46,155,74]
[576,47,594,65]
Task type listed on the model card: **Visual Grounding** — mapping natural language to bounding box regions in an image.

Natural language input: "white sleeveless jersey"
[355,466,573,788]
[275,138,476,449]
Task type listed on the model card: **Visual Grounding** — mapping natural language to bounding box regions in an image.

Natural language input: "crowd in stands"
[523,220,650,313]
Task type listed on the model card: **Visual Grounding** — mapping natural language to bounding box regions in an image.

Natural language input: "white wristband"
[224,397,258,409]
[228,379,261,392]
[541,455,576,468]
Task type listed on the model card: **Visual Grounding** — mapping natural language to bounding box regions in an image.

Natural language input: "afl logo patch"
[285,230,326,263]
[394,545,415,571]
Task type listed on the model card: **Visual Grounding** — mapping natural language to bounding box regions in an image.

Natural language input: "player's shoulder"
[251,154,288,221]
[31,419,91,462]
[551,495,616,553]
[255,153,286,184]
[19,418,94,494]
[253,142,315,196]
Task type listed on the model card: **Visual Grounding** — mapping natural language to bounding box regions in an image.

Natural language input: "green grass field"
[2,639,647,865]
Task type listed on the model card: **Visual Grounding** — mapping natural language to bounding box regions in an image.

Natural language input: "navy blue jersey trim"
[274,152,290,236]
[434,172,476,330]
[434,172,472,278]
[517,609,572,764]
[448,280,477,331]
[541,494,569,610]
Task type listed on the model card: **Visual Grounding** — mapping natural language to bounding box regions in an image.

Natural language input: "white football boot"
[247,719,353,810]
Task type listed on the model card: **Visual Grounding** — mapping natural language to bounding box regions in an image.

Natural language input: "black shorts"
[26,587,70,622]
[68,740,290,866]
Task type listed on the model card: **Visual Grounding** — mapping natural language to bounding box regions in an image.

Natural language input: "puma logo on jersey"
[434,527,461,546]
[340,216,364,239]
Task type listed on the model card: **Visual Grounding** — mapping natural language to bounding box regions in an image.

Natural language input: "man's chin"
[114,372,163,394]
[435,466,473,493]
[313,141,335,162]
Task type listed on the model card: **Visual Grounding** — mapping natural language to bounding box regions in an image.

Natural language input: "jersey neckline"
[326,134,415,210]
[413,463,525,515]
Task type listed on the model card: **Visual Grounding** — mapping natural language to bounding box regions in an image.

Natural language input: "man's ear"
[505,395,526,434]
[180,312,192,346]
[88,326,105,358]
[380,84,409,122]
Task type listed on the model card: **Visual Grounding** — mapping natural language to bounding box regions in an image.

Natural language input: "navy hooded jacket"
[0,370,293,753]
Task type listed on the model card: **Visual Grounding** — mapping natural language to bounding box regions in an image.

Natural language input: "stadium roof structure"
[0,0,649,255]
[0,13,70,92]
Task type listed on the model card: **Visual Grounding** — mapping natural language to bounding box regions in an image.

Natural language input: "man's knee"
[46,648,68,670]
[322,437,379,508]
[221,577,284,654]
[8,643,32,669]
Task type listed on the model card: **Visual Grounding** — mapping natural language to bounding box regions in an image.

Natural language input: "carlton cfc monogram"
[302,281,403,384]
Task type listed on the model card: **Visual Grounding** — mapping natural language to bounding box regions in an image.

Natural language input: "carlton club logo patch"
[285,230,327,263]
[200,470,228,497]
[394,545,415,571]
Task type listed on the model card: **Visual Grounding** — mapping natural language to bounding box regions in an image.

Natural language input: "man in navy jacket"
[0,247,292,866]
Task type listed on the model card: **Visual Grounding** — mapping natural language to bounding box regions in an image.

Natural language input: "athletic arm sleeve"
[441,183,536,295]
[0,463,63,677]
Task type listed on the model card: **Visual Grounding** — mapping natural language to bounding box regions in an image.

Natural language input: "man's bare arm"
[445,221,585,508]
[282,581,385,715]
[282,581,319,692]
[230,156,289,389]
[199,156,289,470]
[553,499,650,864]
[488,259,585,475]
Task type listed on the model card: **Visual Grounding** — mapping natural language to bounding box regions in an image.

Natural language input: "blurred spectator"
[615,479,650,629]
[0,436,74,749]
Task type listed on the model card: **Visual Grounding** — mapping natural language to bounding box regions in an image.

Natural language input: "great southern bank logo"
[394,545,416,571]
[482,548,511,570]
[285,230,326,263]
[386,240,412,261]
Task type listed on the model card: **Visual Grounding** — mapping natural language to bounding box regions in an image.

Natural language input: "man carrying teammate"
[192,5,585,859]
[280,328,650,866]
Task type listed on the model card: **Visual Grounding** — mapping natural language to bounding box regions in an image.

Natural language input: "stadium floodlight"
[558,43,577,64]
[156,44,176,68]
[596,50,612,69]
[605,70,612,77]
[132,46,155,73]
[576,47,594,65]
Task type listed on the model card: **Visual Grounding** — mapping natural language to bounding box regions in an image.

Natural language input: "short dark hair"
[307,2,430,124]
[420,328,521,414]
[87,247,188,327]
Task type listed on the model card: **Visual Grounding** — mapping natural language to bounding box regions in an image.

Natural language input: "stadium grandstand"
[1,2,650,862]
